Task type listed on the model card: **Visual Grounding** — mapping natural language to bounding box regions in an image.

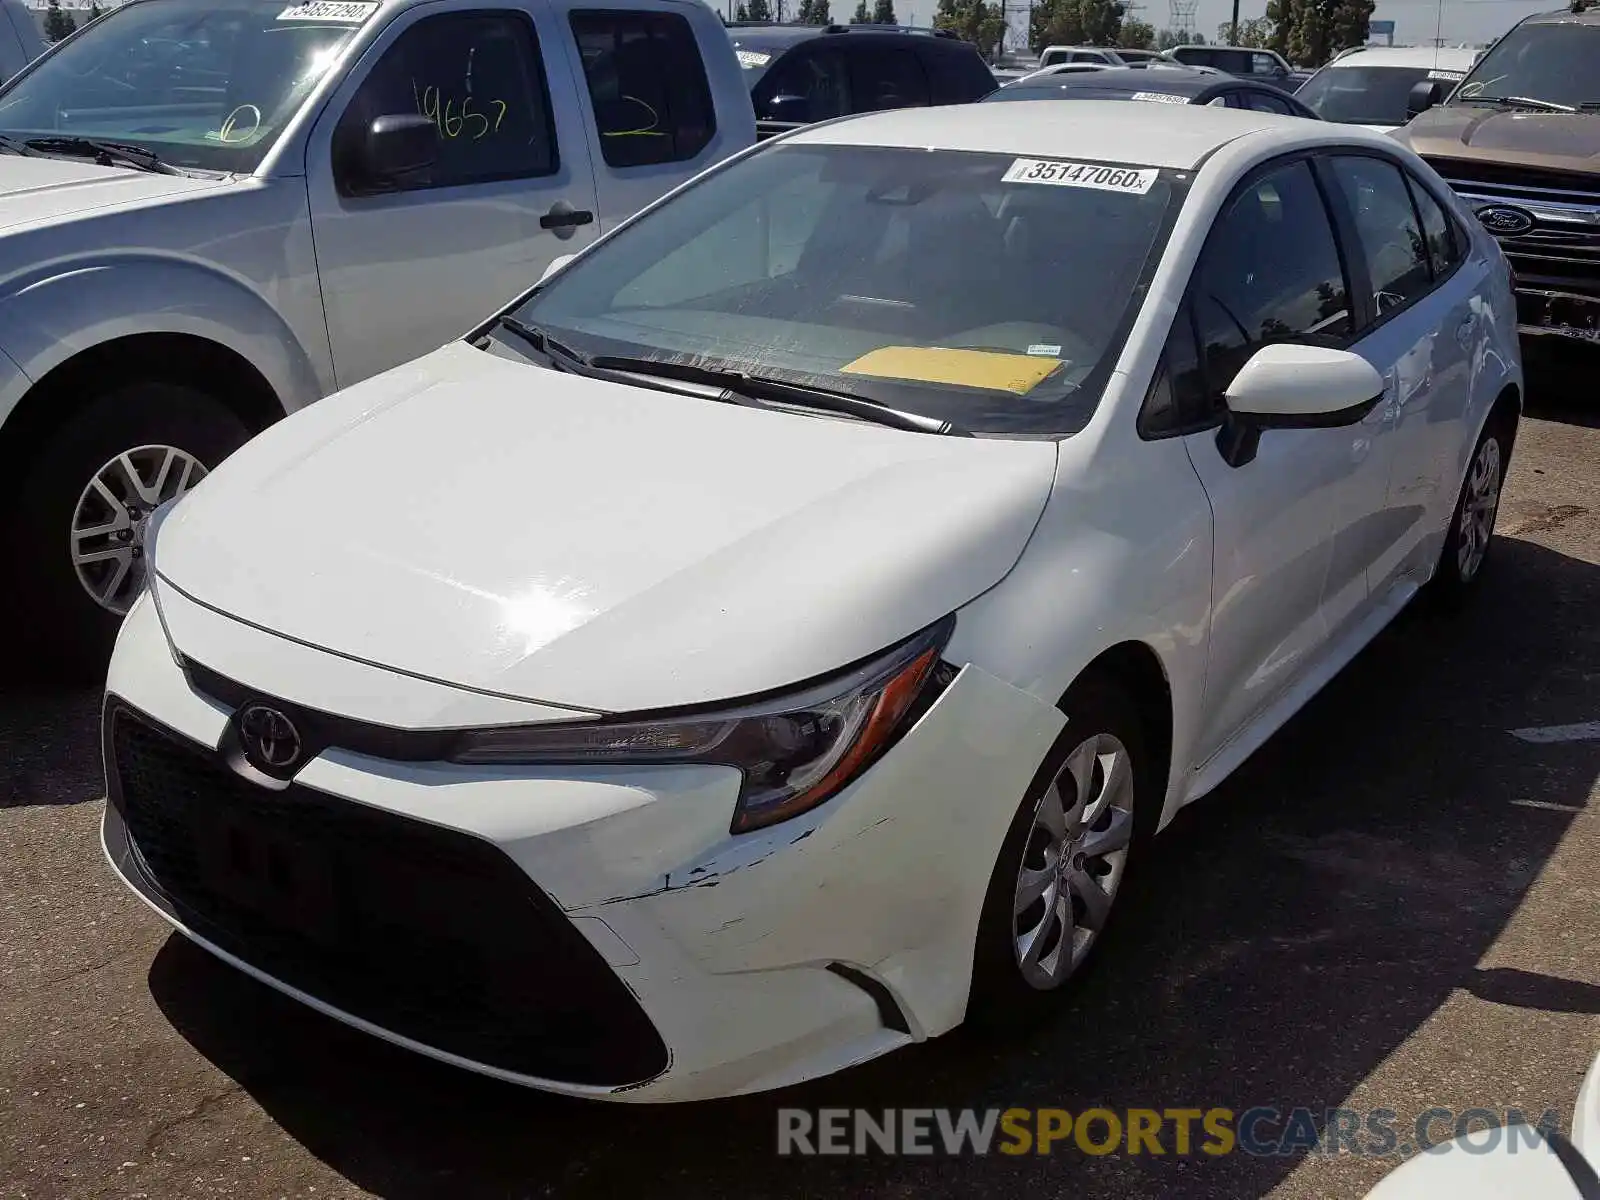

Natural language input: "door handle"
[540,204,594,232]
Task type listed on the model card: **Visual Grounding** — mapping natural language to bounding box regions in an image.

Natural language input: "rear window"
[570,9,715,167]
[511,144,1183,436]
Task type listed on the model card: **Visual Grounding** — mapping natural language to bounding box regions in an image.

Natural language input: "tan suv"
[1393,3,1600,349]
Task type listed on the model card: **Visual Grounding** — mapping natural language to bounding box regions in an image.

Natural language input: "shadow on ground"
[138,535,1600,1200]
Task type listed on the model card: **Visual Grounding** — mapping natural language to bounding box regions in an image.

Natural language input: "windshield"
[1298,65,1462,124]
[1450,23,1600,110]
[0,0,369,172]
[508,144,1181,436]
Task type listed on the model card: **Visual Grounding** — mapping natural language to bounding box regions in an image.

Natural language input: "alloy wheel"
[1456,435,1502,583]
[1012,732,1135,990]
[70,445,208,615]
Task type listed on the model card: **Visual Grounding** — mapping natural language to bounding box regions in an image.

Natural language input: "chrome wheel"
[1456,435,1502,583]
[1012,732,1135,990]
[70,445,207,615]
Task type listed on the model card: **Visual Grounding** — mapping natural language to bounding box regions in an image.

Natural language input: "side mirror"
[1217,344,1384,468]
[1407,78,1446,117]
[538,253,576,285]
[763,93,813,124]
[361,113,438,188]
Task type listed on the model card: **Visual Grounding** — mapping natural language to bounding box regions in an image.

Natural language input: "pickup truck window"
[333,11,557,195]
[849,46,929,112]
[569,10,715,168]
[0,0,364,172]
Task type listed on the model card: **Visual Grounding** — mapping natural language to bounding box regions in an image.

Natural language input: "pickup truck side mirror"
[1407,78,1446,117]
[763,93,813,124]
[361,114,438,189]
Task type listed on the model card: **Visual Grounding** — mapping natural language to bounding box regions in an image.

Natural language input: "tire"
[3,383,251,682]
[966,672,1159,1032]
[1425,407,1516,611]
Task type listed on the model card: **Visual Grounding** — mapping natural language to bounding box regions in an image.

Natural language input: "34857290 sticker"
[1001,158,1158,195]
[276,1,378,22]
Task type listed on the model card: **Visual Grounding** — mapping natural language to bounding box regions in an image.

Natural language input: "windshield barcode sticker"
[276,1,378,20]
[1002,158,1158,194]
[1428,69,1465,82]
[736,49,772,68]
[1131,91,1190,104]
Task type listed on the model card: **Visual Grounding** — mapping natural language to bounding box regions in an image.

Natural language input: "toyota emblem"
[237,704,303,773]
[1475,205,1535,238]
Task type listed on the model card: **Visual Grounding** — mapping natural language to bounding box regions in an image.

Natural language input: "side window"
[849,47,930,111]
[333,12,556,196]
[1244,88,1293,114]
[925,46,997,102]
[1040,49,1066,67]
[1407,174,1465,278]
[758,48,851,122]
[569,10,715,168]
[1190,159,1351,402]
[1142,299,1212,435]
[1250,52,1279,76]
[1220,50,1252,73]
[1070,52,1102,63]
[1328,155,1432,317]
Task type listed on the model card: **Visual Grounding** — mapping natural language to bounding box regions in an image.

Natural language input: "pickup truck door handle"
[540,204,594,232]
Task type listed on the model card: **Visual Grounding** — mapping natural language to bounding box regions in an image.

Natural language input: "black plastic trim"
[1549,1131,1600,1200]
[826,963,912,1034]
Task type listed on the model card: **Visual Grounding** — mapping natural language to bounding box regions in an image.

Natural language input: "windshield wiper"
[23,136,180,174]
[1457,94,1575,112]
[0,134,44,157]
[491,316,964,435]
[586,354,967,435]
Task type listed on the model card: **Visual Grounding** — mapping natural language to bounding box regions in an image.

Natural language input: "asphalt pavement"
[2,373,1597,1200]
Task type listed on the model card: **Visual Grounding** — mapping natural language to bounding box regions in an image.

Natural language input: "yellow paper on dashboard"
[840,346,1063,395]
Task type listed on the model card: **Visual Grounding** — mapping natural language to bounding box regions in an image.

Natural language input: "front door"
[1176,156,1373,764]
[305,0,599,388]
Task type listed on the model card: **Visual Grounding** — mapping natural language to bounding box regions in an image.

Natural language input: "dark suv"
[728,23,997,137]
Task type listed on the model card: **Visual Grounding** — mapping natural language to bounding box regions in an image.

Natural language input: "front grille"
[105,704,668,1087]
[1423,157,1600,205]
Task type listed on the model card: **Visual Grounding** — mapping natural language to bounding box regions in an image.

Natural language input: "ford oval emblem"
[1475,205,1535,237]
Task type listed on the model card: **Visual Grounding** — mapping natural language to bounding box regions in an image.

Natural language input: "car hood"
[1395,104,1600,172]
[0,155,223,234]
[154,342,1059,714]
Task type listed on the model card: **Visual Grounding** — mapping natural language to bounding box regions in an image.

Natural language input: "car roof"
[1524,3,1600,24]
[1001,64,1221,96]
[725,23,955,51]
[1323,45,1478,70]
[786,100,1347,169]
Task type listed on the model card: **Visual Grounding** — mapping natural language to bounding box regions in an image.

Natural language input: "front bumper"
[1516,285,1600,346]
[102,591,1063,1102]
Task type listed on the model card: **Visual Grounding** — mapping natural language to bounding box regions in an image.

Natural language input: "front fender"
[0,255,327,428]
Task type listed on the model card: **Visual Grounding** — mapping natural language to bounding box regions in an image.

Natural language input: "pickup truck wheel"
[7,384,250,681]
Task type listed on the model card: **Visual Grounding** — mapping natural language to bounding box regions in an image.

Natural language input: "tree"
[1222,15,1273,46]
[851,0,869,17]
[796,0,830,22]
[1029,0,1124,50]
[872,0,897,21]
[738,0,772,20]
[43,0,75,41]
[1275,0,1373,65]
[936,0,1005,59]
[88,1,101,19]
[1120,17,1155,47]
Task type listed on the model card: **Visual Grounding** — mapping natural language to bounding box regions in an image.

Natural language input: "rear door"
[305,0,599,388]
[559,2,735,228]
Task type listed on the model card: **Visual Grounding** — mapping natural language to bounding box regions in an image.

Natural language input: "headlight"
[451,617,957,833]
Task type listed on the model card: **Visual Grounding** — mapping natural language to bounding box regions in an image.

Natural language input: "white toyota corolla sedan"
[102,101,1522,1103]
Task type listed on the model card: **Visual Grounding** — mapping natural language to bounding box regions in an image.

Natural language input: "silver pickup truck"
[0,0,753,675]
